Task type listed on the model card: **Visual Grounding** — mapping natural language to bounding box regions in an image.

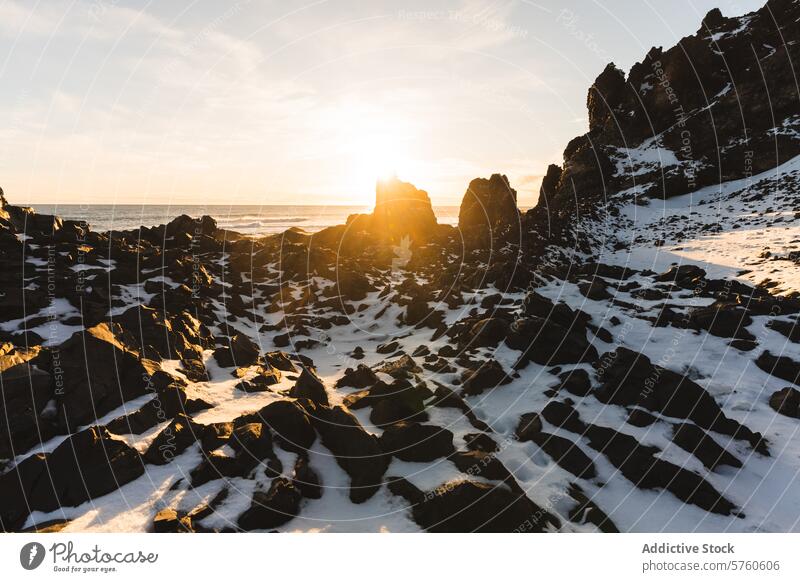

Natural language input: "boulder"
[461,359,512,396]
[378,422,455,462]
[756,351,800,386]
[407,480,559,533]
[458,174,520,239]
[289,367,329,406]
[237,478,302,531]
[303,403,389,503]
[213,332,260,368]
[768,387,800,418]
[506,316,598,366]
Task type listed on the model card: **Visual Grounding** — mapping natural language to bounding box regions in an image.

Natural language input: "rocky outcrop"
[458,174,520,247]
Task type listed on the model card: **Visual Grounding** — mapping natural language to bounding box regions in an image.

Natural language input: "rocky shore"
[1,0,799,533]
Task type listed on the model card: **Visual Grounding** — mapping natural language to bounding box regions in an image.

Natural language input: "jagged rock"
[41,323,161,429]
[596,347,766,451]
[289,367,329,406]
[143,414,202,465]
[237,478,302,531]
[403,479,559,533]
[213,332,260,368]
[458,174,520,246]
[671,423,742,470]
[0,426,144,529]
[461,359,512,396]
[302,402,389,503]
[469,317,511,347]
[506,316,598,366]
[292,455,322,499]
[336,364,379,389]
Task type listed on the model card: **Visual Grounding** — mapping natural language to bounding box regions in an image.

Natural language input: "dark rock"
[253,400,316,453]
[768,387,800,418]
[303,403,389,503]
[289,367,329,406]
[461,359,512,396]
[469,317,511,347]
[213,332,260,368]
[506,316,598,366]
[671,423,742,470]
[336,364,379,389]
[237,478,302,531]
[144,414,202,465]
[556,368,592,396]
[378,422,455,462]
[756,351,800,386]
[410,480,558,532]
[529,432,596,479]
[464,433,498,453]
[292,455,322,499]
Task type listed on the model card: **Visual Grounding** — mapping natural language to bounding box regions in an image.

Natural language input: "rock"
[626,408,658,427]
[461,359,512,396]
[596,347,765,450]
[756,351,800,386]
[578,279,612,300]
[587,63,626,131]
[303,403,390,503]
[370,396,428,427]
[768,387,800,418]
[689,303,754,340]
[655,265,707,287]
[450,450,514,482]
[671,423,742,470]
[0,360,56,459]
[237,478,302,531]
[264,351,297,372]
[528,432,596,479]
[44,323,160,429]
[378,422,455,462]
[235,366,281,393]
[377,354,422,379]
[253,400,316,453]
[469,317,511,347]
[335,364,379,389]
[143,414,202,465]
[464,433,498,453]
[506,316,598,366]
[458,174,520,244]
[515,412,543,441]
[44,426,144,509]
[366,177,439,243]
[567,484,618,533]
[213,332,260,368]
[289,367,329,406]
[556,368,592,396]
[292,455,322,499]
[409,480,558,532]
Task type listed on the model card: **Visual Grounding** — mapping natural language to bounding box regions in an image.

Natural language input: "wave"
[221,216,309,225]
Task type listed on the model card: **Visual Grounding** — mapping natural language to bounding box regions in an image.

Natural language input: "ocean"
[28,204,462,236]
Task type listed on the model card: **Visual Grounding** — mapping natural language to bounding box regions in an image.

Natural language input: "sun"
[332,103,416,206]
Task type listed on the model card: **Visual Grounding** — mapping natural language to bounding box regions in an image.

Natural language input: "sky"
[0,0,765,207]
